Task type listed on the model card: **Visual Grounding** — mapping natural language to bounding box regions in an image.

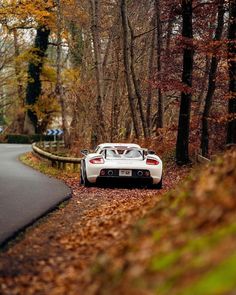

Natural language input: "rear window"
[124,150,142,158]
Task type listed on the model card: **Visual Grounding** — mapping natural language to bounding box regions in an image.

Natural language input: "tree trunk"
[129,21,148,138]
[201,0,225,157]
[12,28,24,133]
[56,0,70,147]
[110,49,120,142]
[227,0,236,144]
[176,0,194,165]
[13,28,24,108]
[155,0,164,129]
[110,77,119,142]
[120,0,141,138]
[166,5,175,55]
[24,26,50,134]
[90,0,106,143]
[195,56,210,116]
[69,22,84,68]
[146,18,155,136]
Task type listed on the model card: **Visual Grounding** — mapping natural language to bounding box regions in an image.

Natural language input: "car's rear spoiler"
[102,147,152,160]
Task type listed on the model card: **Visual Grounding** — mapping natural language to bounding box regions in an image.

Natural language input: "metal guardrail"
[194,149,211,164]
[37,141,65,152]
[196,154,211,164]
[32,142,81,171]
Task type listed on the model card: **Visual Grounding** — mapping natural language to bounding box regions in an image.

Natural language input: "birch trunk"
[90,0,106,143]
[120,0,141,138]
[129,21,148,138]
[56,0,70,147]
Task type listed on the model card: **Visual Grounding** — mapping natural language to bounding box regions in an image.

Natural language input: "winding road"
[0,144,71,245]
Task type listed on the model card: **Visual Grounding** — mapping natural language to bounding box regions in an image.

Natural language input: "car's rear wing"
[101,147,154,160]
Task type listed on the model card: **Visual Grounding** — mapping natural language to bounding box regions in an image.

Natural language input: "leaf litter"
[4,147,236,295]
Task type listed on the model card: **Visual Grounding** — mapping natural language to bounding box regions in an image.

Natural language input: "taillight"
[89,157,104,164]
[146,158,159,165]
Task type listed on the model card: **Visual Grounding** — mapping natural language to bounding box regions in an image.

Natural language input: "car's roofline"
[97,143,141,149]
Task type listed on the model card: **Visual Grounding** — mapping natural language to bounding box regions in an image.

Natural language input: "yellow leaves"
[25,91,60,123]
[0,0,55,29]
[42,65,57,82]
[62,68,80,85]
[15,48,40,64]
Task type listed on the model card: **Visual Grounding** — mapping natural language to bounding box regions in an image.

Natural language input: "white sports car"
[80,143,163,188]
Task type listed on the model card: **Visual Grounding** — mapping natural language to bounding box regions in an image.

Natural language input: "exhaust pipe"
[137,170,143,176]
[108,170,113,176]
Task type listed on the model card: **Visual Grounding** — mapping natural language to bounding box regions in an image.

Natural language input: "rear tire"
[80,171,84,185]
[80,161,91,187]
[84,170,92,187]
[80,162,84,185]
[152,177,162,189]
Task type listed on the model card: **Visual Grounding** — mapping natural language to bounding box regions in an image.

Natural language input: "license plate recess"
[119,169,132,177]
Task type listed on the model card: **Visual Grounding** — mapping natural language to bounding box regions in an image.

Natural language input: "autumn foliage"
[0,0,235,161]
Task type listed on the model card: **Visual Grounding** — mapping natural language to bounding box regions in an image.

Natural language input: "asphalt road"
[0,144,71,245]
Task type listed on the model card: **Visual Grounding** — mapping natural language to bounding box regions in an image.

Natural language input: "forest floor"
[0,149,236,295]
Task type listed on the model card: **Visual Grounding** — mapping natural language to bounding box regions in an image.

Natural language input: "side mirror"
[81,149,89,156]
[147,150,156,155]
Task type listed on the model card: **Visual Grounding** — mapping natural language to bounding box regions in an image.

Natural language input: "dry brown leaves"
[0,154,190,295]
[89,149,236,295]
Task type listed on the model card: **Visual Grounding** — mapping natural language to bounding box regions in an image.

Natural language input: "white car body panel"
[81,143,163,187]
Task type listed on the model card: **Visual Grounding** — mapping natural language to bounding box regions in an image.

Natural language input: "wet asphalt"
[0,144,71,245]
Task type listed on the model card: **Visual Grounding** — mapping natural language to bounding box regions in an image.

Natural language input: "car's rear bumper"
[96,175,154,186]
[88,173,161,185]
[86,164,162,185]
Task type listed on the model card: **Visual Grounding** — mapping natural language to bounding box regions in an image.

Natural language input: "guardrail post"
[73,163,78,172]
[49,141,53,152]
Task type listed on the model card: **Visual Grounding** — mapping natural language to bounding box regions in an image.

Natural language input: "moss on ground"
[91,149,236,295]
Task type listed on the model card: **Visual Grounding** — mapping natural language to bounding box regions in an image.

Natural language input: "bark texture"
[129,21,148,138]
[120,0,140,138]
[24,26,50,134]
[227,0,236,144]
[90,0,106,143]
[201,0,225,157]
[155,0,164,129]
[56,0,70,147]
[146,18,155,136]
[176,0,194,165]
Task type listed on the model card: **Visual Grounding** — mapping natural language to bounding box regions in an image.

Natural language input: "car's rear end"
[85,147,162,188]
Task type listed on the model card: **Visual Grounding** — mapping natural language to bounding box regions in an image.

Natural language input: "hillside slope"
[90,149,236,295]
[0,150,235,295]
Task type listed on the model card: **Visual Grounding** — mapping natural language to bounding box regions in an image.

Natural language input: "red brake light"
[146,158,159,165]
[89,157,104,164]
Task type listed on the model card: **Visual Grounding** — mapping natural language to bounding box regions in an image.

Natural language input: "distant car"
[80,143,163,189]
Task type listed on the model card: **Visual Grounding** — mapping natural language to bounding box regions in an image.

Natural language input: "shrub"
[0,134,7,143]
[6,134,54,144]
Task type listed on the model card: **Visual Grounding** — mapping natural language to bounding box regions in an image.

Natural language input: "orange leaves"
[0,0,55,29]
[0,151,190,295]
